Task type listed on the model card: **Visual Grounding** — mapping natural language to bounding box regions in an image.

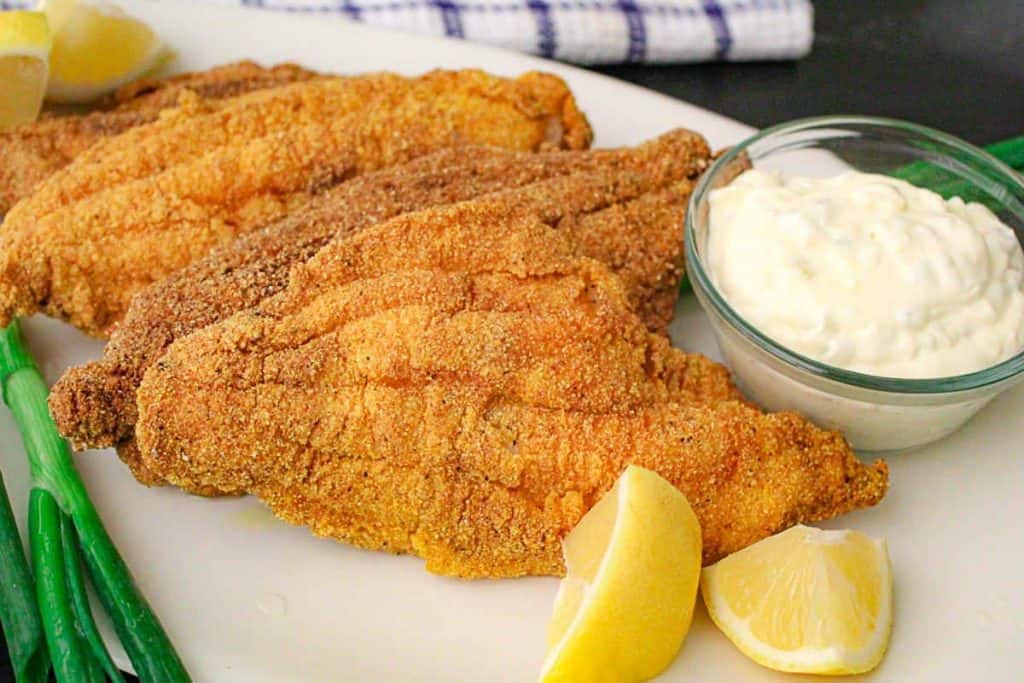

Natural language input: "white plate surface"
[4,1,1023,680]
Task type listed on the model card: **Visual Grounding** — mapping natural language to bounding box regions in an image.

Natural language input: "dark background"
[2,0,1021,681]
[599,0,1024,146]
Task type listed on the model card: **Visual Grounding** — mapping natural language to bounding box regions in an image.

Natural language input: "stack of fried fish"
[0,61,887,578]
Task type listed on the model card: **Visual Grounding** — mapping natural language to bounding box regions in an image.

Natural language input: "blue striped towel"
[2,0,813,64]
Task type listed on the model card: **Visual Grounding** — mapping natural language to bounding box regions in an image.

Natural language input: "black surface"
[1,1,1022,681]
[598,0,1024,146]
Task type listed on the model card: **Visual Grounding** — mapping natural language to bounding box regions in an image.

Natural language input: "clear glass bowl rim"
[685,114,1024,395]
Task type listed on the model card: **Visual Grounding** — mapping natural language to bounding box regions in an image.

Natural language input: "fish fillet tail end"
[852,457,890,509]
[519,71,593,151]
[49,362,135,450]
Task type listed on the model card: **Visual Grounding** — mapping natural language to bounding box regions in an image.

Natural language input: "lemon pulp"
[0,11,51,130]
[40,0,169,102]
[702,524,892,675]
[540,465,702,683]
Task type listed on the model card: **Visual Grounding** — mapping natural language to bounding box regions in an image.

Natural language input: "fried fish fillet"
[134,212,888,577]
[108,61,319,112]
[0,61,319,213]
[51,131,715,487]
[0,69,590,335]
[49,130,710,455]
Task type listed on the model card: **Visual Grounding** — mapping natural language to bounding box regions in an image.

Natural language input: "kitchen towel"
[235,0,814,64]
[0,0,813,64]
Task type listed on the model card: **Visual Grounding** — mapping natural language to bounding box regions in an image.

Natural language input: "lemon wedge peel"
[0,10,51,53]
[0,11,51,130]
[540,466,702,683]
[38,0,169,103]
[701,525,892,676]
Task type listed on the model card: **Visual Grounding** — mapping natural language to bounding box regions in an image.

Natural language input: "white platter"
[3,1,1023,680]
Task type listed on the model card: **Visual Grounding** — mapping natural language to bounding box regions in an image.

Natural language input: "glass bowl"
[685,116,1024,453]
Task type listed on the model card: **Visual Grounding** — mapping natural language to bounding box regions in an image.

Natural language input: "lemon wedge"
[40,0,169,103]
[0,11,51,130]
[701,524,892,675]
[539,465,702,683]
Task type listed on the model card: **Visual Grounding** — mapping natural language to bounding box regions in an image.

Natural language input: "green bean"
[0,471,49,683]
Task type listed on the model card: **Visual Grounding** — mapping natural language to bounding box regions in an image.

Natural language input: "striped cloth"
[1,0,814,64]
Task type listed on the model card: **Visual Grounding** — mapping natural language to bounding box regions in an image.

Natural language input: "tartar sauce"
[707,170,1024,378]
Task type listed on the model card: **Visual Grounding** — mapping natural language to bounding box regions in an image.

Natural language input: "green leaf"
[890,135,1024,211]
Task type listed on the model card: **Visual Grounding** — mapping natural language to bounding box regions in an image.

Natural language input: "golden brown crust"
[0,61,320,213]
[134,196,886,579]
[50,130,711,472]
[108,61,320,111]
[0,69,592,335]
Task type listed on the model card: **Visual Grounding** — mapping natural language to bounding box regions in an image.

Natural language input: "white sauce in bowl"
[707,170,1024,378]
